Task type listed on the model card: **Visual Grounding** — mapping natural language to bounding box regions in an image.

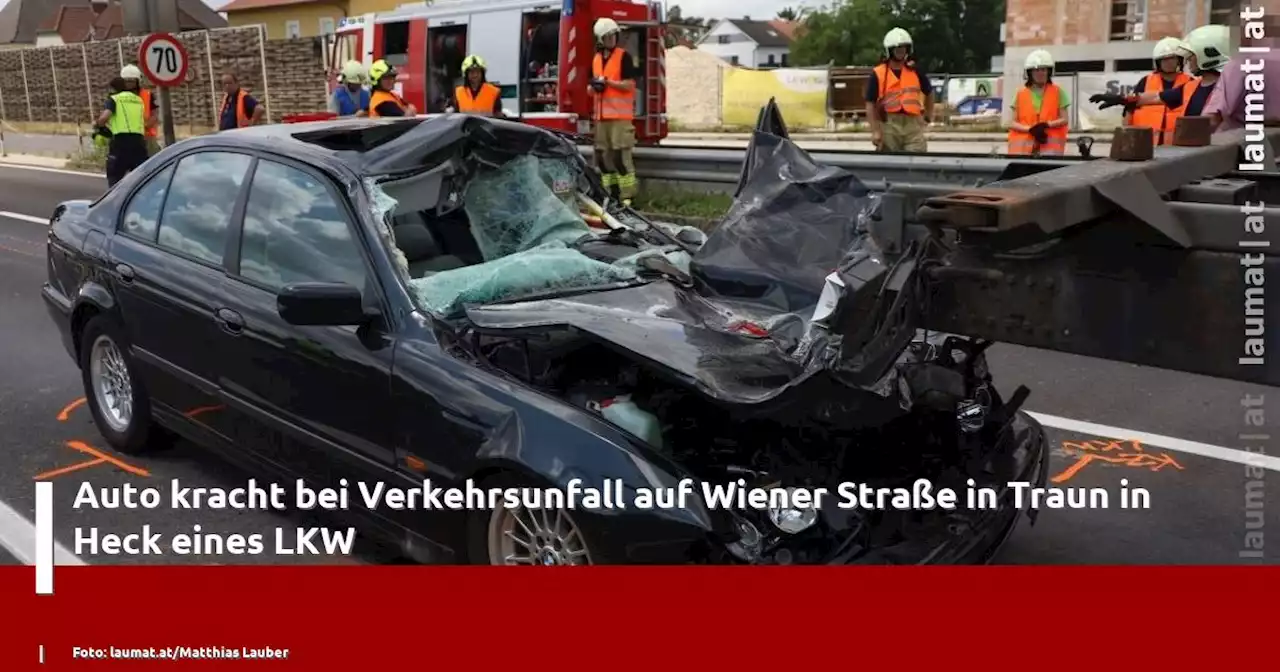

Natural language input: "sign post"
[125,0,185,146]
[137,32,188,146]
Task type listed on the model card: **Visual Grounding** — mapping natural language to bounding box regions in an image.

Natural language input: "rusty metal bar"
[915,128,1280,244]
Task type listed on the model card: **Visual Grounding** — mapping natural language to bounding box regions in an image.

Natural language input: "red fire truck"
[324,0,668,144]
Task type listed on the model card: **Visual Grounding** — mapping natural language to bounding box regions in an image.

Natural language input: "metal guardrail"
[579,146,1083,193]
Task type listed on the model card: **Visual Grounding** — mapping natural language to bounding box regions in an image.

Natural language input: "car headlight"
[768,488,818,534]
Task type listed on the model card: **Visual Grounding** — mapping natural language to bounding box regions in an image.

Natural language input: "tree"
[790,0,1005,72]
[665,5,709,47]
[777,6,799,20]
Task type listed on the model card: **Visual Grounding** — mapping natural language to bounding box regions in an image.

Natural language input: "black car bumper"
[41,282,77,363]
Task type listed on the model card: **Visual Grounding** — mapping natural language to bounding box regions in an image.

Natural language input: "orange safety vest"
[873,63,925,116]
[1008,84,1068,156]
[368,89,408,118]
[455,83,501,115]
[1171,77,1202,118]
[1126,71,1191,145]
[140,88,158,138]
[591,48,635,121]
[220,88,251,129]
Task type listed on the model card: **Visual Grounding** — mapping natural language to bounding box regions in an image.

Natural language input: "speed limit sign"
[138,33,189,87]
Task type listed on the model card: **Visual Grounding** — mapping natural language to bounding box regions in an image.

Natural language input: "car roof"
[180,115,579,177]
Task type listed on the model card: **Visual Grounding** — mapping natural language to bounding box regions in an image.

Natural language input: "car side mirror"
[277,282,371,326]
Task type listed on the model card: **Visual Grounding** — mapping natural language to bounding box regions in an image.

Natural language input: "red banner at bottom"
[1,566,1275,668]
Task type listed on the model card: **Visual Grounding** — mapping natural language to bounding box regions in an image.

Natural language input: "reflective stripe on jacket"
[107,92,145,136]
[592,49,635,121]
[873,63,924,116]
[1008,84,1068,156]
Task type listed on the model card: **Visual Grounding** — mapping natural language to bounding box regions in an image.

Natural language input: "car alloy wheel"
[487,503,593,565]
[89,333,134,433]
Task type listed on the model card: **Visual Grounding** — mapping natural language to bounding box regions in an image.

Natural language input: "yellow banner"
[721,68,829,129]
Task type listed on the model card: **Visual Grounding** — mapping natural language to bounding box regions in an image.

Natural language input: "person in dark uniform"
[96,65,157,187]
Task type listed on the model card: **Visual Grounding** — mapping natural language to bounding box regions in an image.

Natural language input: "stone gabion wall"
[0,26,328,127]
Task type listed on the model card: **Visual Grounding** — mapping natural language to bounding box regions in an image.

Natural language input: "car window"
[119,163,175,242]
[238,159,367,291]
[157,152,253,266]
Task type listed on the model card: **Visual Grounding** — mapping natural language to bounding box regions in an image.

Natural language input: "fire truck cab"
[327,0,668,144]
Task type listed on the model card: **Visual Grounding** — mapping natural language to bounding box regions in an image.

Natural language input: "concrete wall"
[0,26,328,127]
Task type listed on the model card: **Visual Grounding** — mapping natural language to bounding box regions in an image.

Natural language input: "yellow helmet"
[462,54,486,72]
[368,59,396,83]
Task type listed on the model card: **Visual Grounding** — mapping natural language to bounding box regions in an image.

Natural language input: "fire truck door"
[427,15,470,113]
[466,10,522,114]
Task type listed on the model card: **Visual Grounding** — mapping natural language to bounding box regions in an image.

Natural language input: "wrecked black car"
[43,111,1049,565]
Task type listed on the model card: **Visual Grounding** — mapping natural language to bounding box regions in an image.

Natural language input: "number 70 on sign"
[137,32,190,87]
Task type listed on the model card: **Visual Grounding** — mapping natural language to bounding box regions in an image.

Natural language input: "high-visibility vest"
[368,89,408,118]
[1172,77,1203,117]
[220,88,251,129]
[1126,71,1191,145]
[140,88,158,138]
[1007,84,1068,156]
[873,63,925,116]
[591,48,635,121]
[107,91,145,136]
[455,83,500,115]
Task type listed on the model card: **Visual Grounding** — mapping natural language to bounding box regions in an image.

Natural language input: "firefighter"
[365,59,418,118]
[1091,25,1231,121]
[219,72,265,130]
[1122,37,1191,145]
[127,68,163,156]
[590,17,642,205]
[1007,49,1070,156]
[449,54,503,117]
[866,27,933,153]
[329,60,371,117]
[96,66,156,186]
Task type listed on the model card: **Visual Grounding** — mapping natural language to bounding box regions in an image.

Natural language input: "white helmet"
[1152,36,1186,62]
[1184,24,1232,71]
[339,60,365,83]
[883,27,912,56]
[1024,49,1055,74]
[593,18,620,41]
[120,64,142,80]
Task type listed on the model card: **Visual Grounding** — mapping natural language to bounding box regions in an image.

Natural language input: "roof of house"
[219,0,323,12]
[723,18,794,48]
[768,19,797,41]
[37,4,96,41]
[0,0,226,44]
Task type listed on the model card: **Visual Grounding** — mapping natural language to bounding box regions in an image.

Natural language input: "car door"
[212,155,397,486]
[107,150,254,435]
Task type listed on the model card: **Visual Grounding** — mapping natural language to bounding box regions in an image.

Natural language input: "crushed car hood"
[464,102,934,409]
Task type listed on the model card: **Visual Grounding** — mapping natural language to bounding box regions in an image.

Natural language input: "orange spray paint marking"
[184,404,225,419]
[34,458,108,480]
[56,397,86,421]
[65,440,151,478]
[1051,438,1184,484]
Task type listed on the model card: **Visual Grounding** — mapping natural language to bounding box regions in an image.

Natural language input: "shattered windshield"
[360,117,697,319]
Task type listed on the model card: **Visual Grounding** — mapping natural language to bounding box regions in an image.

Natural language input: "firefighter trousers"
[594,120,637,201]
[879,113,928,153]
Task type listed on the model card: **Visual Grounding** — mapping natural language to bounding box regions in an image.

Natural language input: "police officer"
[95,65,157,186]
[590,18,642,204]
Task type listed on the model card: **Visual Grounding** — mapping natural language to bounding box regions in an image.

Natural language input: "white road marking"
[0,161,105,179]
[0,495,84,568]
[0,211,49,225]
[1030,412,1280,473]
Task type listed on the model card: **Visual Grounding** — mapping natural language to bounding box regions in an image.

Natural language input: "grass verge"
[66,146,107,172]
[633,188,732,220]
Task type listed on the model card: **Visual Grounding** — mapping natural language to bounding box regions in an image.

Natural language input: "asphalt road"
[0,163,1275,566]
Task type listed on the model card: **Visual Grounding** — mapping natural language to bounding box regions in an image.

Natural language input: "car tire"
[78,314,170,455]
[467,472,600,566]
